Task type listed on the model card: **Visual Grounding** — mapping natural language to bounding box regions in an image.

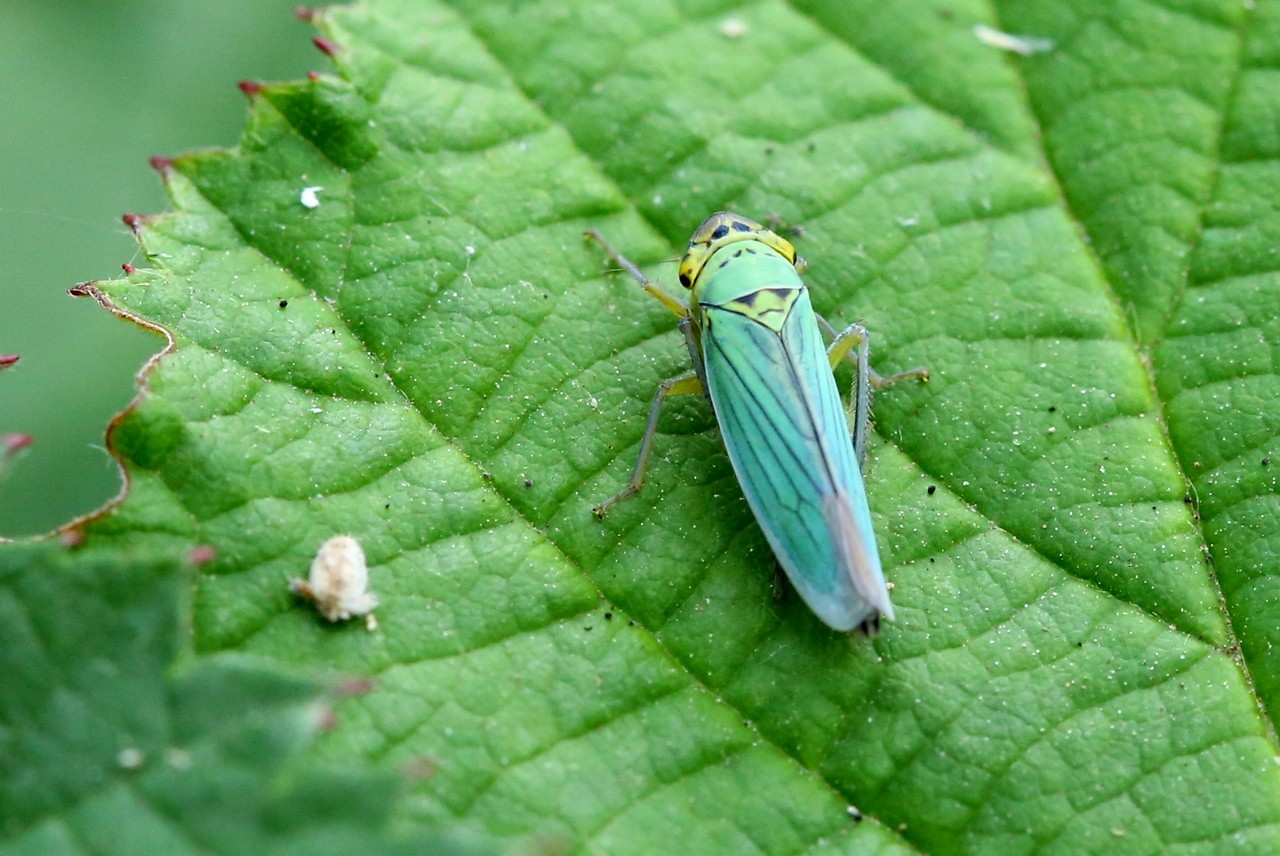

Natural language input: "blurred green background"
[0,1,318,536]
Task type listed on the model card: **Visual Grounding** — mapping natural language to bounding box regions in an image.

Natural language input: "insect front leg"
[584,228,688,319]
[819,317,929,465]
[594,371,705,518]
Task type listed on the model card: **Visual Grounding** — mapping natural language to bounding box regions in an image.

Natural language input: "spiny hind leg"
[818,317,928,464]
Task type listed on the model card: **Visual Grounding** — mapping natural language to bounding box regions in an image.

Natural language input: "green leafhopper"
[588,213,926,633]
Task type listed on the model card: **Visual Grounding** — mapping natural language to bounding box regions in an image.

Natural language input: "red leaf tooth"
[3,433,33,454]
[149,155,174,174]
[189,545,217,565]
[312,35,339,56]
[294,6,315,22]
[334,676,375,697]
[0,354,18,368]
[238,80,264,97]
[60,529,86,549]
[122,212,146,233]
[122,263,136,274]
[307,71,320,81]
[68,283,93,297]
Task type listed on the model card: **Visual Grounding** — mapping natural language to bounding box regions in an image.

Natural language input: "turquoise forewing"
[700,277,892,630]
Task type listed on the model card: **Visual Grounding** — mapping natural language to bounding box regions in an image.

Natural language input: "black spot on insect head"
[679,272,692,288]
[712,225,730,239]
[731,220,752,232]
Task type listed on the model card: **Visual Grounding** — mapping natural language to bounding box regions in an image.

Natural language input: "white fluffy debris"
[290,535,378,623]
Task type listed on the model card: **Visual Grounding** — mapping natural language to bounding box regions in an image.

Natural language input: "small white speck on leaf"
[719,17,748,38]
[300,186,324,208]
[973,24,1054,55]
[117,747,145,769]
[165,748,193,769]
[289,535,378,622]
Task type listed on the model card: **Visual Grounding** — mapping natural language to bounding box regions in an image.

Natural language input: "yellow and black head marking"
[677,211,800,289]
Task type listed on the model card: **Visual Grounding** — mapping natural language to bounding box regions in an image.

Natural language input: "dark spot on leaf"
[927,485,937,495]
[278,299,288,309]
[604,612,613,620]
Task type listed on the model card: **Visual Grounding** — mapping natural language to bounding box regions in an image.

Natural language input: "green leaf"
[0,544,490,855]
[35,0,1280,852]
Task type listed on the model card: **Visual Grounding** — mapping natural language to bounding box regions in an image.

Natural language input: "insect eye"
[678,272,692,288]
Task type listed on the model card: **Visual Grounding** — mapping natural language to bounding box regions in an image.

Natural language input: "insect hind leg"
[818,317,928,465]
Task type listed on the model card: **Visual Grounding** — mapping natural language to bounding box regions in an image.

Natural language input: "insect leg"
[593,371,704,518]
[584,228,688,319]
[771,561,790,603]
[819,318,928,465]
